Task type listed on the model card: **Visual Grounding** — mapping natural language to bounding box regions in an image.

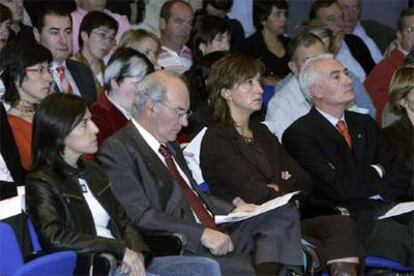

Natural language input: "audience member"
[33,4,97,105]
[186,15,230,113]
[201,53,364,275]
[0,4,12,52]
[189,15,230,64]
[194,0,244,51]
[98,70,303,275]
[283,54,413,266]
[336,0,383,63]
[0,42,53,171]
[72,11,118,97]
[265,31,375,140]
[364,8,414,124]
[310,0,375,81]
[183,51,228,137]
[158,0,194,74]
[381,66,414,200]
[0,103,23,199]
[0,0,35,43]
[71,0,131,53]
[91,47,153,146]
[26,92,221,276]
[241,0,290,84]
[118,29,161,67]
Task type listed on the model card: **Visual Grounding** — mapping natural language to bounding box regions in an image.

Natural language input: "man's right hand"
[201,228,233,256]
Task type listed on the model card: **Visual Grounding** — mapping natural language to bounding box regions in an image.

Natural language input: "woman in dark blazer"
[26,93,221,276]
[381,66,414,200]
[200,53,365,275]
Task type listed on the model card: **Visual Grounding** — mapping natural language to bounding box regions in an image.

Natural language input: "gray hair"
[104,51,149,93]
[131,71,183,118]
[299,53,334,102]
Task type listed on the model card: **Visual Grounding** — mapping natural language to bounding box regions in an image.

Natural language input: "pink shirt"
[71,8,131,53]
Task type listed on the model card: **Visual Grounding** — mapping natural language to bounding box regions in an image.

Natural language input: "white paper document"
[215,191,300,224]
[377,201,414,220]
[0,186,25,220]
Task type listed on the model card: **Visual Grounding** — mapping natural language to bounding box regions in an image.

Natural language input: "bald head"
[132,70,190,143]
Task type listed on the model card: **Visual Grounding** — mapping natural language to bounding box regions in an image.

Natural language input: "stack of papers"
[215,191,300,224]
[377,201,414,220]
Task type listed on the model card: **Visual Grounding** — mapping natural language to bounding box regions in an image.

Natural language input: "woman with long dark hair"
[26,93,221,275]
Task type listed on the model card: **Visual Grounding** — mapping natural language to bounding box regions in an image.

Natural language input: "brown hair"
[388,66,414,116]
[207,53,264,125]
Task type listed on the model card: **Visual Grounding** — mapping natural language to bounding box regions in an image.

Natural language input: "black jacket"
[25,160,150,261]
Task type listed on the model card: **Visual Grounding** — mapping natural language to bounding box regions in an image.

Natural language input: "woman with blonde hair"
[118,29,161,66]
[381,66,414,200]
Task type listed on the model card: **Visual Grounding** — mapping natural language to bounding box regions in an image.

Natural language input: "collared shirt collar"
[315,107,347,128]
[131,118,162,154]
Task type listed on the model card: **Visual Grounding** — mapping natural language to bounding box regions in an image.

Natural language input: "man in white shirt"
[98,70,303,275]
[282,53,413,267]
[336,0,383,63]
[158,0,193,74]
[264,32,374,140]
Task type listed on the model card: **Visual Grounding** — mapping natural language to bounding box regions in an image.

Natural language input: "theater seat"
[0,222,76,276]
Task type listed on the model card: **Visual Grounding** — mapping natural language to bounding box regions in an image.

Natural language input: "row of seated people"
[0,2,413,276]
[0,0,409,130]
[1,48,413,275]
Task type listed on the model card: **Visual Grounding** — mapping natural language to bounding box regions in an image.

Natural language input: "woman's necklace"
[235,124,255,145]
[11,101,36,121]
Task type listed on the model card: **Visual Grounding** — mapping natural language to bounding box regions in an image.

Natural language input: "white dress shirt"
[353,22,383,64]
[336,41,366,82]
[51,61,81,97]
[131,119,210,223]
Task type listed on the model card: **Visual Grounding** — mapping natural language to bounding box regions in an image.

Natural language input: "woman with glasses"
[0,41,53,170]
[26,92,221,276]
[72,11,118,97]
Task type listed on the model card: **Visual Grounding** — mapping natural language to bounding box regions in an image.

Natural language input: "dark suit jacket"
[90,95,128,146]
[0,104,23,199]
[58,59,97,105]
[97,122,233,254]
[282,107,410,206]
[200,123,312,204]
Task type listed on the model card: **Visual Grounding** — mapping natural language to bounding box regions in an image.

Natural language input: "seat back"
[0,222,24,275]
[365,255,412,272]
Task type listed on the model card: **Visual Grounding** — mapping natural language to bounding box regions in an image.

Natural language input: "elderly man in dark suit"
[98,70,303,275]
[283,53,413,267]
[33,4,97,105]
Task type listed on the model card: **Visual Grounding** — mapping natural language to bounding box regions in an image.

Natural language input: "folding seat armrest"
[142,231,186,256]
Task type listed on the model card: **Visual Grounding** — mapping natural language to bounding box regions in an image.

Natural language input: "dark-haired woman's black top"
[241,31,291,80]
[26,160,150,261]
[380,115,414,200]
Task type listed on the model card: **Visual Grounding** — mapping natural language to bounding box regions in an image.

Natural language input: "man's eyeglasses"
[91,30,116,42]
[25,65,52,75]
[145,93,192,119]
[157,101,193,119]
[404,26,414,33]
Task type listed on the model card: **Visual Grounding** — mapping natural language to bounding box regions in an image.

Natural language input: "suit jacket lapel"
[345,111,366,164]
[123,123,180,210]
